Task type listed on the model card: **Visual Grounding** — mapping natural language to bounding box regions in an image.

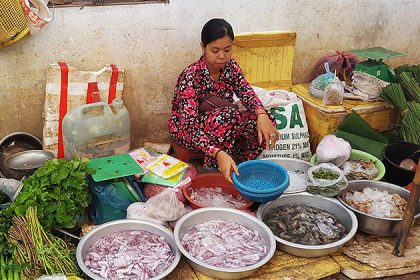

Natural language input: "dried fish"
[342,159,377,180]
[181,220,267,268]
[85,230,174,280]
[263,203,348,245]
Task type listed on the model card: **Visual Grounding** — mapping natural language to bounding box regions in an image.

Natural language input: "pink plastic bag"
[311,51,359,83]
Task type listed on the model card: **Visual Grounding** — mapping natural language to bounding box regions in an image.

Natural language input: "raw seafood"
[342,159,377,180]
[263,203,348,245]
[188,187,249,208]
[286,171,306,193]
[85,230,174,280]
[342,187,407,218]
[181,220,267,268]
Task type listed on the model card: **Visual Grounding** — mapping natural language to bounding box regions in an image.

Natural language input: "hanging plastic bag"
[20,0,52,35]
[145,188,187,222]
[316,135,351,167]
[306,163,348,197]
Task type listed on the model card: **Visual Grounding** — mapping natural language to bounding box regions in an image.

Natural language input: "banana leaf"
[338,111,389,144]
[335,130,386,159]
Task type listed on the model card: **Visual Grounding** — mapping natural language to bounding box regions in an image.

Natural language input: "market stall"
[0,28,419,280]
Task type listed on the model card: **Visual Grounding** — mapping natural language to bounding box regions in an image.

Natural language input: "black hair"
[201,18,234,47]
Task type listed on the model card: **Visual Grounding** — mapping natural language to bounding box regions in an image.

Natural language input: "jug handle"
[81,102,113,116]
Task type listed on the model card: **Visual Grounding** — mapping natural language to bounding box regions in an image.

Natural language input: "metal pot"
[257,193,358,257]
[174,207,276,280]
[338,180,420,236]
[76,219,181,280]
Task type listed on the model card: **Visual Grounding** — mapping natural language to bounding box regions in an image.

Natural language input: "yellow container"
[0,0,29,48]
[233,32,296,90]
[292,83,400,152]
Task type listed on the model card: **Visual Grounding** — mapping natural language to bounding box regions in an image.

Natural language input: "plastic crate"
[233,32,296,90]
[291,83,400,152]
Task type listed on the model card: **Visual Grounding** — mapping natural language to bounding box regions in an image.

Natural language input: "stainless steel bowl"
[0,132,43,179]
[338,180,420,236]
[5,150,54,174]
[262,158,313,194]
[174,207,276,280]
[76,219,181,280]
[257,193,358,257]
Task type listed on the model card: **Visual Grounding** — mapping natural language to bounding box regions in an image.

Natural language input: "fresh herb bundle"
[5,157,94,230]
[380,67,420,145]
[8,207,79,279]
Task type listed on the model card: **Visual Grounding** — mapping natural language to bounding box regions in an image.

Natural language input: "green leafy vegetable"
[312,169,340,180]
[5,157,94,231]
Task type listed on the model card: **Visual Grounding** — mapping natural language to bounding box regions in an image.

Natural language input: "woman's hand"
[214,149,239,184]
[256,110,279,150]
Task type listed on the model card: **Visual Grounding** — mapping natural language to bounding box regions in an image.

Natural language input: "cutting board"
[88,154,144,182]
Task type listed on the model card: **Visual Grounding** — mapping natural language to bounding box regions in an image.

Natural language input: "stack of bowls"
[232,160,289,203]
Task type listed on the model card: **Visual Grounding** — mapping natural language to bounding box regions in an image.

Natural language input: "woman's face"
[202,35,233,73]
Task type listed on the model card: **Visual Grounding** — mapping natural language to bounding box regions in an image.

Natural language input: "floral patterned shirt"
[168,55,263,156]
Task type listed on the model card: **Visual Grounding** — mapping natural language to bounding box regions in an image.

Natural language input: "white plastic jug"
[62,99,130,159]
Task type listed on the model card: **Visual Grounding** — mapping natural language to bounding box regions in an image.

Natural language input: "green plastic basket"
[310,149,385,181]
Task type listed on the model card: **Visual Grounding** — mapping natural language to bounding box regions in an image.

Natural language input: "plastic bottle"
[62,99,130,159]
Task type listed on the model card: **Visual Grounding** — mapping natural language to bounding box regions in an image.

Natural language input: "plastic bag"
[310,63,344,105]
[145,188,187,222]
[143,164,197,202]
[310,63,335,92]
[126,202,166,226]
[311,51,359,83]
[0,179,23,210]
[323,77,344,105]
[306,163,348,197]
[316,135,351,167]
[89,179,138,224]
[20,0,52,35]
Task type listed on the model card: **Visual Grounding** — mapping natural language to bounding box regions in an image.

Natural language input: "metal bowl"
[257,193,358,257]
[338,180,420,236]
[76,219,181,280]
[5,150,54,174]
[174,207,276,280]
[262,158,313,194]
[0,132,43,179]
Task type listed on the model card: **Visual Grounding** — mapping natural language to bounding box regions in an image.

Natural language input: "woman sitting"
[168,18,279,183]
